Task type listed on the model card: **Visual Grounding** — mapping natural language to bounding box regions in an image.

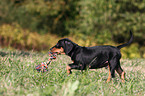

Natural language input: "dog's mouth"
[50,47,65,55]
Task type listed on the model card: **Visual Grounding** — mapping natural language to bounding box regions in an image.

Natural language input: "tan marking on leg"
[66,65,71,75]
[106,65,111,83]
[121,71,125,83]
[116,67,125,83]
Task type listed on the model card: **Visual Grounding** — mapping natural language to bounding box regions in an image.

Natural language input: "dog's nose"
[50,46,54,50]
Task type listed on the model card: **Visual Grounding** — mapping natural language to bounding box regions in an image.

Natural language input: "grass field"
[0,48,145,96]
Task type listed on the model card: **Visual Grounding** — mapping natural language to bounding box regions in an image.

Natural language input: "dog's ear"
[64,41,73,55]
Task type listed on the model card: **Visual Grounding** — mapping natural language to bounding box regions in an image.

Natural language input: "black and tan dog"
[50,31,133,82]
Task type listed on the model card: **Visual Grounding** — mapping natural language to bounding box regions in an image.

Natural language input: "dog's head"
[50,38,74,55]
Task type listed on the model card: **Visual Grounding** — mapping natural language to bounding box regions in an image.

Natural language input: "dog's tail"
[117,31,133,49]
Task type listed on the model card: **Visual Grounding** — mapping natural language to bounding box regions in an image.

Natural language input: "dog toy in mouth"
[35,52,57,72]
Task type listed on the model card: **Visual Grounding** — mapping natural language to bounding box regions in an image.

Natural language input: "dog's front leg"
[66,65,72,75]
[67,63,81,75]
[66,61,74,75]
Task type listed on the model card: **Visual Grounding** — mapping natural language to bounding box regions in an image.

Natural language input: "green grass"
[0,48,145,96]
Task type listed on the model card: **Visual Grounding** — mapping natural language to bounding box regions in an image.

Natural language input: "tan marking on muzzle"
[51,47,65,54]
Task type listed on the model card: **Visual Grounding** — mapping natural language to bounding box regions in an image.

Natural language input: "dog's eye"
[55,43,61,48]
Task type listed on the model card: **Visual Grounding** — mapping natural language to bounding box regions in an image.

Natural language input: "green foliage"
[0,0,78,36]
[66,0,145,44]
[66,0,113,42]
[0,49,145,95]
[121,43,141,59]
[0,24,59,51]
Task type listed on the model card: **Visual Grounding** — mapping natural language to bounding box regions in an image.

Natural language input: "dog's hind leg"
[116,63,125,83]
[106,58,122,83]
[106,64,111,83]
[109,59,118,78]
[106,60,117,83]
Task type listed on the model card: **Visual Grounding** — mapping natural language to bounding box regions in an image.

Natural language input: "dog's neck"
[67,45,81,58]
[67,46,76,57]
